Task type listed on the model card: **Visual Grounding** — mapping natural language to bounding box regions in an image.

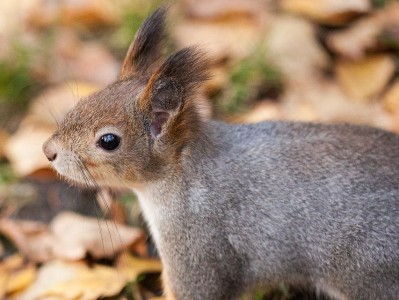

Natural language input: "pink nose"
[43,139,58,162]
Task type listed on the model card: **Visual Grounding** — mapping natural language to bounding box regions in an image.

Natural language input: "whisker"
[75,158,133,271]
[74,157,107,257]
[74,157,138,281]
[36,95,61,128]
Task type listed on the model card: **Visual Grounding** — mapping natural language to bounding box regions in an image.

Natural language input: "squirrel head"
[43,7,211,188]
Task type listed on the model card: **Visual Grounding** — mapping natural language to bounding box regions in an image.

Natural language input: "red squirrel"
[43,7,399,300]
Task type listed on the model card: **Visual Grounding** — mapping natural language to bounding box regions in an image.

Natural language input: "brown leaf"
[327,3,399,59]
[281,79,394,131]
[383,80,399,113]
[335,54,395,101]
[0,129,9,159]
[116,252,162,282]
[51,31,120,86]
[27,0,121,28]
[236,102,282,124]
[265,15,330,84]
[0,213,144,262]
[0,254,37,297]
[50,212,144,260]
[0,219,54,263]
[173,17,266,62]
[280,0,370,25]
[181,0,269,20]
[16,260,125,300]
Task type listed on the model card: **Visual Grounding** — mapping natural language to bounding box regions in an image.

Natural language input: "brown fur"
[119,7,166,79]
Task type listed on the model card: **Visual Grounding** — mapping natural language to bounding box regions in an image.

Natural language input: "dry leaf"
[327,2,399,59]
[383,80,399,113]
[51,212,144,260]
[27,0,120,28]
[335,54,395,101]
[237,102,282,124]
[174,17,265,62]
[15,260,125,300]
[281,79,394,131]
[117,252,162,282]
[0,219,54,263]
[0,213,144,262]
[327,13,381,60]
[6,264,36,295]
[265,15,330,85]
[0,129,9,159]
[0,254,37,297]
[43,264,125,300]
[181,0,269,20]
[4,128,58,178]
[52,31,120,86]
[0,264,7,299]
[280,0,370,25]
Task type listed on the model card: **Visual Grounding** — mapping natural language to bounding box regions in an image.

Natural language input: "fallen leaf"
[27,0,121,28]
[335,54,395,101]
[0,264,8,299]
[327,13,381,60]
[264,15,330,85]
[15,260,125,300]
[383,80,399,112]
[174,17,266,62]
[327,2,399,59]
[117,252,162,282]
[236,101,282,123]
[281,79,395,131]
[0,213,144,262]
[0,254,37,297]
[0,219,54,263]
[280,0,370,25]
[52,31,120,86]
[4,127,57,178]
[51,212,144,260]
[6,264,36,295]
[43,264,124,300]
[0,130,9,159]
[181,0,269,20]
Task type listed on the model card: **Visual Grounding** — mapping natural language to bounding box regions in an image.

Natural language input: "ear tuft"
[140,47,211,142]
[151,47,211,100]
[119,7,167,79]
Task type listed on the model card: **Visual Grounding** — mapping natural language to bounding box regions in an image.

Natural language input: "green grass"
[218,50,283,115]
[108,0,163,57]
[0,44,35,108]
[371,0,398,8]
[0,162,17,185]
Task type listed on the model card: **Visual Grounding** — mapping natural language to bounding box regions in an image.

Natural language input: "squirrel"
[43,7,399,300]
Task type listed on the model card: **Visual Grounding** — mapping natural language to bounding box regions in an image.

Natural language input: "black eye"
[98,134,121,151]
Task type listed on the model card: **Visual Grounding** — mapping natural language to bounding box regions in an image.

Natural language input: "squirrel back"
[43,7,399,300]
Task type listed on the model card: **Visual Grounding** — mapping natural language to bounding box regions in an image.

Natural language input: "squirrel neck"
[130,120,230,245]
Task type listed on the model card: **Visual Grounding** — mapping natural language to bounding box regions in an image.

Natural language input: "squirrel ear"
[140,47,211,140]
[149,79,183,138]
[119,7,166,79]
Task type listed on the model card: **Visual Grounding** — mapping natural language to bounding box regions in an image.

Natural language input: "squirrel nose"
[43,139,58,162]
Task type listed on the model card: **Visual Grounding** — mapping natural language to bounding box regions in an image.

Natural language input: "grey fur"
[138,120,399,299]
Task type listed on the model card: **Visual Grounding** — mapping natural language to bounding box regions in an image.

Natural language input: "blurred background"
[0,0,398,299]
